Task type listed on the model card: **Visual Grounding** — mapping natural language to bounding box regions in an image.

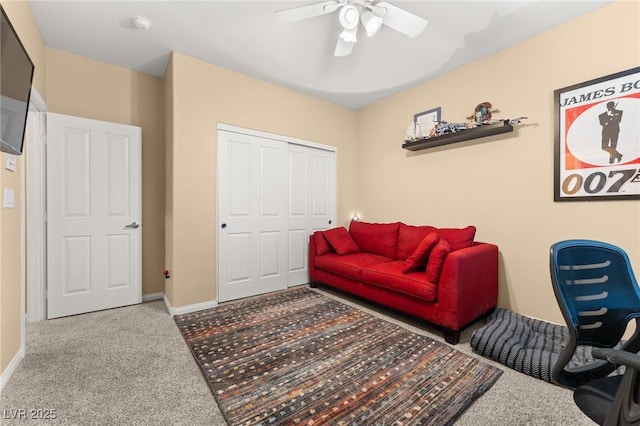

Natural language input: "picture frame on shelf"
[553,66,640,202]
[414,107,441,138]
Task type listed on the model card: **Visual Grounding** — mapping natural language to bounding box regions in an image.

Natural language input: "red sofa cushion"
[426,239,451,283]
[402,233,440,273]
[438,226,476,252]
[362,261,437,302]
[397,223,437,260]
[316,252,392,281]
[313,231,332,255]
[324,227,359,255]
[349,220,400,260]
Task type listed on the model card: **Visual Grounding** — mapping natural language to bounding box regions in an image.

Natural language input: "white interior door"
[287,144,336,286]
[46,113,141,319]
[218,130,288,302]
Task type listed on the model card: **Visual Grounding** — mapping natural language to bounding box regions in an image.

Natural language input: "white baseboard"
[142,292,164,302]
[0,346,25,392]
[164,295,218,317]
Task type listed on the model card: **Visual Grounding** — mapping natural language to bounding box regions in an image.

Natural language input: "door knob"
[221,223,227,229]
[328,220,332,225]
[125,222,140,229]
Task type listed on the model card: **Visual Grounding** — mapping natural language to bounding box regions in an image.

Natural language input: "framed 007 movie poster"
[554,67,640,201]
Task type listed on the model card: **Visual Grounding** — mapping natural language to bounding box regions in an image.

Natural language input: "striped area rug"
[175,287,502,426]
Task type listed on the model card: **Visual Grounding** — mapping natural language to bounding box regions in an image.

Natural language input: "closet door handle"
[221,223,227,229]
[328,220,332,225]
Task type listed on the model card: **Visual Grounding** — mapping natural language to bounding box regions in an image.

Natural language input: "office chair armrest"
[592,347,640,371]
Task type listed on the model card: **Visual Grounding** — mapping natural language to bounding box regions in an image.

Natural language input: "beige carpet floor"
[0,285,595,425]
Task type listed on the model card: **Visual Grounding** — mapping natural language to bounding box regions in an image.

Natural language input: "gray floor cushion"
[470,308,598,383]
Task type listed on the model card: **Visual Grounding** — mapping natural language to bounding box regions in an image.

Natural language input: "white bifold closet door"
[218,128,335,302]
[287,144,335,286]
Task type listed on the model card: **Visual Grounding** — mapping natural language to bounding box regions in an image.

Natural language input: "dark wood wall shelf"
[402,121,514,151]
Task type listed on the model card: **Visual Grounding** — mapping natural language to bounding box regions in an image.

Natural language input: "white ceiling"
[28,0,611,109]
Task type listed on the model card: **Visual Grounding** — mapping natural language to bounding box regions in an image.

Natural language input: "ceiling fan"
[275,0,428,57]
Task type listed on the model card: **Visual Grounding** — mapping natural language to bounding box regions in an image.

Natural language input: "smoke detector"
[132,16,151,30]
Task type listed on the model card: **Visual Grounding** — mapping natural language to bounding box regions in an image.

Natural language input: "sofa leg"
[309,281,318,288]
[444,329,461,345]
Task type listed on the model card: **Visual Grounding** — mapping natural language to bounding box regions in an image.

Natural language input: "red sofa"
[309,220,499,344]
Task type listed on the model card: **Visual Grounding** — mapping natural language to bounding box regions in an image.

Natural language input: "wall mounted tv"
[1,4,35,156]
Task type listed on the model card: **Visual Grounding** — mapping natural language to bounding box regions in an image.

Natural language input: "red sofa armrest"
[309,234,318,282]
[435,242,499,330]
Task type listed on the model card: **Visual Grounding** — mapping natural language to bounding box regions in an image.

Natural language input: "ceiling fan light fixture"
[339,5,360,30]
[361,11,383,37]
[338,27,358,43]
[334,38,355,57]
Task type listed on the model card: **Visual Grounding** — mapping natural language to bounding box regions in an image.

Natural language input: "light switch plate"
[3,188,15,208]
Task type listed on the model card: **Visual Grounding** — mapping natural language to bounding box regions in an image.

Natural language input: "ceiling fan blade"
[276,1,341,23]
[375,1,428,38]
[334,37,355,57]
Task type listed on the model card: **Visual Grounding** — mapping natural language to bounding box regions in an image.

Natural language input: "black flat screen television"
[1,4,35,156]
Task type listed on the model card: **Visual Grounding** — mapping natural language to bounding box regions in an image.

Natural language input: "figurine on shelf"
[507,116,528,125]
[405,122,416,142]
[405,120,432,142]
[434,121,472,136]
[467,102,500,124]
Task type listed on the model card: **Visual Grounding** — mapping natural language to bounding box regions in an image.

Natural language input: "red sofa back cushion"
[349,220,400,260]
[438,225,476,252]
[397,223,476,259]
[397,224,437,260]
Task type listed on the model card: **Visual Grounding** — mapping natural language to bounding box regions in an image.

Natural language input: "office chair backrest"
[550,239,640,388]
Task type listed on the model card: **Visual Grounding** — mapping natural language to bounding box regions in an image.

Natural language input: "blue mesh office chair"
[550,239,640,425]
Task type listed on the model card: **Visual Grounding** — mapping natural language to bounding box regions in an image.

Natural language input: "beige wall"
[164,55,174,304]
[356,1,640,324]
[166,52,358,308]
[0,158,22,374]
[45,49,166,297]
[0,0,46,375]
